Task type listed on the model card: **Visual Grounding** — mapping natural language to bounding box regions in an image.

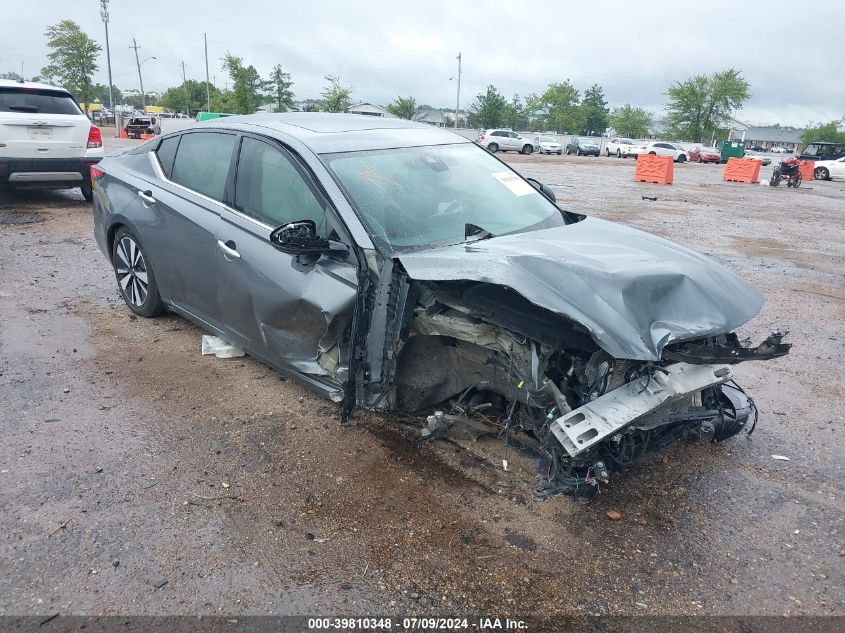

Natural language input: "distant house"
[347,102,395,117]
[417,110,448,127]
[729,125,803,151]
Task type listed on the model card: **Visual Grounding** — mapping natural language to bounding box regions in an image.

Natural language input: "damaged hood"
[398,217,763,360]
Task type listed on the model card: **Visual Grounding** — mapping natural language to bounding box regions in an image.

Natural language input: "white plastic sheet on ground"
[201,335,245,359]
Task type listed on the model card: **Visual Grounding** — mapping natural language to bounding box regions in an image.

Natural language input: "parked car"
[744,151,772,166]
[636,141,689,163]
[565,137,600,156]
[770,146,789,153]
[0,79,104,201]
[799,142,845,161]
[91,113,790,499]
[605,138,637,158]
[689,146,721,163]
[124,116,161,139]
[477,129,534,154]
[812,156,845,180]
[533,135,562,155]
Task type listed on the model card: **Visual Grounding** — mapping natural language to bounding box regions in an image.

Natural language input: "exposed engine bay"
[354,267,790,500]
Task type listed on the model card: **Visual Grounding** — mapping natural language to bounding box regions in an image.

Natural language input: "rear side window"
[156,136,179,178]
[0,87,83,115]
[170,132,237,202]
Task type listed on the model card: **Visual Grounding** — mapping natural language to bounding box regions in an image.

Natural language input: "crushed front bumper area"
[551,362,738,458]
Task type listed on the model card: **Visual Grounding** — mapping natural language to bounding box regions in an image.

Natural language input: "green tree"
[608,104,653,138]
[467,85,508,129]
[540,80,582,133]
[160,80,218,114]
[502,94,529,131]
[91,83,122,106]
[40,20,101,113]
[665,68,750,142]
[800,118,845,145]
[267,64,294,112]
[321,75,352,112]
[1,71,24,81]
[386,95,423,120]
[222,53,265,115]
[580,84,609,136]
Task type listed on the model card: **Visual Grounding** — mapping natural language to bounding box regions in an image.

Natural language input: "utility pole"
[454,52,462,129]
[204,34,211,113]
[130,38,145,112]
[180,61,188,116]
[100,0,114,117]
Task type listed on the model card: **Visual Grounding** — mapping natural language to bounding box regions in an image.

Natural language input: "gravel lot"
[1,140,843,627]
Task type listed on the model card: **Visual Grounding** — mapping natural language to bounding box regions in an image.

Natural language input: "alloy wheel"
[115,236,149,307]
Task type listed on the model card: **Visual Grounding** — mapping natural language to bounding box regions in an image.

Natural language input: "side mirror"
[526,177,556,203]
[270,220,348,256]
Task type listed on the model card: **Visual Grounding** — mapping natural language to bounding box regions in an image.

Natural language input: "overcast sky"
[2,0,843,126]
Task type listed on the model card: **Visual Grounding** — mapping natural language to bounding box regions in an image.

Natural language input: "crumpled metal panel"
[398,217,763,360]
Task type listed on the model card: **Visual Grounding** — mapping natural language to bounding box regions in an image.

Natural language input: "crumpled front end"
[354,237,789,499]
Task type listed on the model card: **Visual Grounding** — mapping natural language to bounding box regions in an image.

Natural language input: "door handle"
[217,239,241,259]
[137,189,156,204]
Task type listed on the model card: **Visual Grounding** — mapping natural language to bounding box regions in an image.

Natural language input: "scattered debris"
[47,522,67,537]
[221,482,230,489]
[39,613,60,626]
[606,510,622,521]
[150,576,168,589]
[642,196,658,201]
[201,335,244,358]
[112,560,120,568]
[771,455,791,461]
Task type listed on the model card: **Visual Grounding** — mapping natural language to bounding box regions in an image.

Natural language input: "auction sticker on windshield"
[491,171,536,196]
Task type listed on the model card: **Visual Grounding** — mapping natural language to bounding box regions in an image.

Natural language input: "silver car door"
[145,131,238,331]
[215,134,358,381]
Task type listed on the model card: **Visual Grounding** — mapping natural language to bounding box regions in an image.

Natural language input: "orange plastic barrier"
[798,160,814,181]
[139,133,155,140]
[722,157,761,183]
[119,127,128,139]
[635,153,674,184]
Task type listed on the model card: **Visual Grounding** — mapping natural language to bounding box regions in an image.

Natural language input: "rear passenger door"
[144,130,238,331]
[214,134,358,378]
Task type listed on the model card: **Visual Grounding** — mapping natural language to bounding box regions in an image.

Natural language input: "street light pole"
[130,38,146,111]
[100,0,114,114]
[454,52,462,129]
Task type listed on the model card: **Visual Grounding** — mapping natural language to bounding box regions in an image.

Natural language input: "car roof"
[0,79,72,93]
[192,112,471,154]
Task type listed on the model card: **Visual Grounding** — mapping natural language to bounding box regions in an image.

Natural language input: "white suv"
[0,80,104,201]
[478,129,534,154]
[606,137,637,158]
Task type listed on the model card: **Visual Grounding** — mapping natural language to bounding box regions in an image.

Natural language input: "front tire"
[617,149,621,158]
[814,167,829,180]
[565,147,571,155]
[605,148,610,157]
[112,227,165,318]
[677,154,687,163]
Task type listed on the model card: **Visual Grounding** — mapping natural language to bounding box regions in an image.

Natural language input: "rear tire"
[80,179,93,202]
[605,148,610,157]
[565,147,571,155]
[814,167,829,180]
[616,149,621,158]
[677,154,687,163]
[521,144,533,155]
[112,227,165,318]
[487,143,499,153]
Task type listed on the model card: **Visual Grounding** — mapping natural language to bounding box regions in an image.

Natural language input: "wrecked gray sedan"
[92,113,790,498]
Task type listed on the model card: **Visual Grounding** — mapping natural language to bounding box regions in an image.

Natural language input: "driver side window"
[234,137,326,235]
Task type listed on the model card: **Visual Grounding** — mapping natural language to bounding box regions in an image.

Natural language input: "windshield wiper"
[464,223,494,243]
[9,105,39,112]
